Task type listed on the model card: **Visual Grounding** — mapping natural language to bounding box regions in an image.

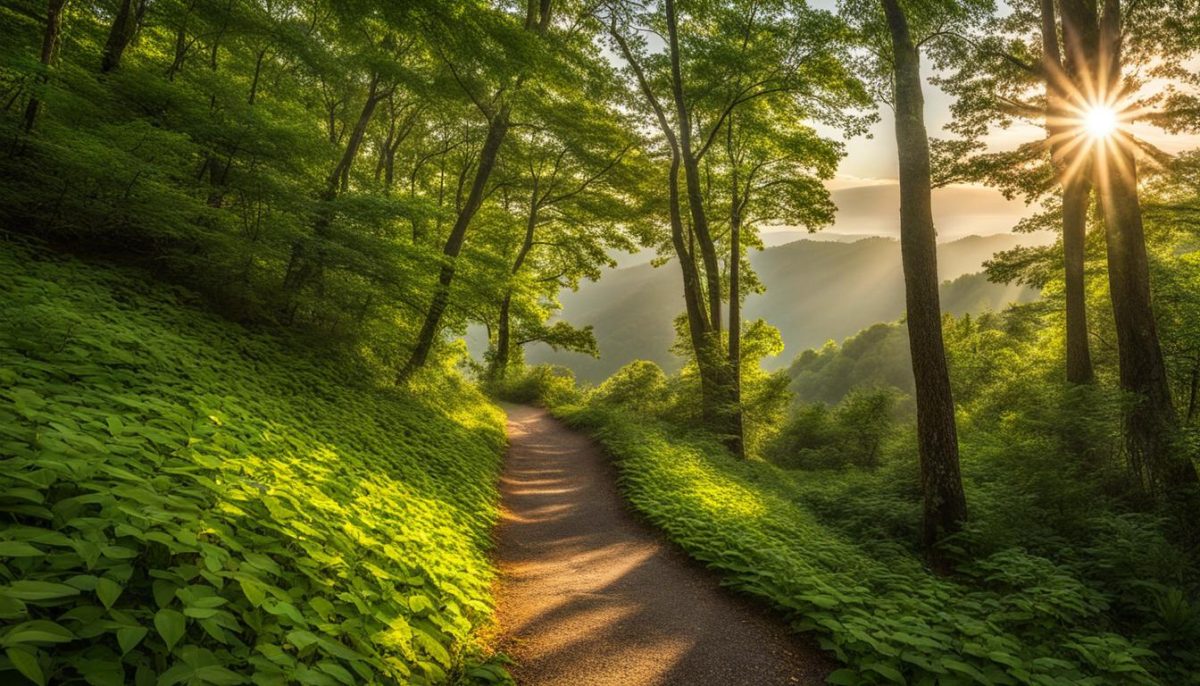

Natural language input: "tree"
[605,0,865,455]
[936,0,1200,491]
[21,0,70,133]
[1081,0,1197,490]
[485,94,643,379]
[398,0,556,380]
[100,0,147,73]
[840,0,983,569]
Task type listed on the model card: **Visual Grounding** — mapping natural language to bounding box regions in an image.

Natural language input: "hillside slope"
[529,235,1038,382]
[0,240,507,684]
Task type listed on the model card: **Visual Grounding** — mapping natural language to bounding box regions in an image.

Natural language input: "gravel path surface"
[495,405,835,685]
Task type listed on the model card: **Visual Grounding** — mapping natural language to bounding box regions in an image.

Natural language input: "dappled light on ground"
[495,406,834,685]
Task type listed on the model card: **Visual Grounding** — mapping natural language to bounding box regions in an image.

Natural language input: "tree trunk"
[727,199,746,458]
[663,0,737,440]
[881,0,968,571]
[100,0,142,73]
[1042,0,1095,384]
[1092,0,1198,490]
[399,105,511,381]
[23,0,69,133]
[493,189,540,379]
[665,0,722,335]
[284,76,386,295]
[607,22,718,420]
[1097,141,1196,487]
[1062,175,1094,383]
[329,75,385,197]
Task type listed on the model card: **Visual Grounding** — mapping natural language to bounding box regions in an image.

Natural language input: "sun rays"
[1041,71,1155,193]
[1082,105,1118,139]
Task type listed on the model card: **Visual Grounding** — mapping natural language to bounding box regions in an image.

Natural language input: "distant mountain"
[526,234,1039,383]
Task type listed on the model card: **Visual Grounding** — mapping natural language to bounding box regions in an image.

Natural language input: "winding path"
[494,405,834,685]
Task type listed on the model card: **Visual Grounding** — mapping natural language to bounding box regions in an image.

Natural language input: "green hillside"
[0,239,508,685]
[529,235,1038,382]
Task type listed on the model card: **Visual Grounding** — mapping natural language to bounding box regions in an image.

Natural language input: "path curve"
[495,405,834,685]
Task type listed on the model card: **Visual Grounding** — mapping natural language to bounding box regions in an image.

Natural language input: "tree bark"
[23,0,69,133]
[399,105,511,381]
[727,192,746,458]
[663,0,740,441]
[1062,175,1094,383]
[607,23,717,417]
[665,0,722,334]
[101,0,143,73]
[881,0,968,570]
[1042,0,1095,384]
[1091,0,1198,489]
[494,187,539,379]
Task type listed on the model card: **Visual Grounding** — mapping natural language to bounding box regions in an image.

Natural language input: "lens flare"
[1083,106,1118,139]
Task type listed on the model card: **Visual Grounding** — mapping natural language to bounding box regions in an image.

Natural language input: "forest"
[1,0,1199,684]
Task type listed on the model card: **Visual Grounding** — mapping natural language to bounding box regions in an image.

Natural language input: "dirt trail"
[494,405,834,685]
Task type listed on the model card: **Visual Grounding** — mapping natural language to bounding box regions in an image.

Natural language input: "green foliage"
[0,240,509,684]
[590,361,670,416]
[485,365,580,409]
[767,389,900,470]
[562,403,1194,685]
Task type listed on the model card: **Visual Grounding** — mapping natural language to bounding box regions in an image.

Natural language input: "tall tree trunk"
[283,76,386,294]
[1097,140,1195,487]
[398,2,551,380]
[1092,0,1198,489]
[663,0,737,440]
[1042,0,1095,384]
[881,0,968,571]
[727,195,746,458]
[493,188,540,379]
[23,0,69,133]
[1062,175,1094,383]
[100,0,142,73]
[607,23,718,419]
[665,0,722,334]
[399,105,511,381]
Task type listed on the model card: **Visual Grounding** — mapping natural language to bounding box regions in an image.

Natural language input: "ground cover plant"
[0,238,509,685]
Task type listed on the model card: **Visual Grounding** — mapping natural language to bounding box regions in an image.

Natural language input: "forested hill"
[529,234,1038,381]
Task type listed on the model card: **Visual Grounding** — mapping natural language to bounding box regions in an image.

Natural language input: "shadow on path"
[495,405,835,685]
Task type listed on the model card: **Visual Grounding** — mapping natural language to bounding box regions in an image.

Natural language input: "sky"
[792,0,1200,242]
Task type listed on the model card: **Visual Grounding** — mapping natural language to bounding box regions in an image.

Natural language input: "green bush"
[768,389,899,470]
[589,360,670,415]
[485,365,580,409]
[0,240,510,685]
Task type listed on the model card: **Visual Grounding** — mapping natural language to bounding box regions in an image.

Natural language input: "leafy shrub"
[589,360,669,415]
[768,389,898,470]
[0,241,509,685]
[486,365,580,409]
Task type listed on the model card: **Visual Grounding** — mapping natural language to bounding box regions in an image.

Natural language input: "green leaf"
[0,541,44,557]
[316,661,354,685]
[6,647,45,686]
[3,580,81,601]
[238,579,265,608]
[96,578,123,609]
[0,620,75,646]
[154,609,186,651]
[117,626,148,656]
[286,630,319,651]
[413,627,451,668]
[408,594,433,614]
[827,668,861,686]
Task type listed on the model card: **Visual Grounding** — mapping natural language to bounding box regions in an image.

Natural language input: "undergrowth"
[0,239,509,685]
[560,403,1194,686]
